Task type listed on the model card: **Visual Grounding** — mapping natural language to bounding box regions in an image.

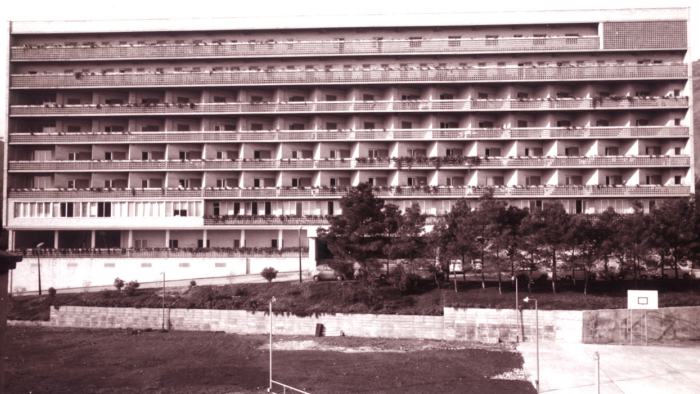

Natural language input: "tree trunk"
[603,254,609,292]
[480,250,486,290]
[583,266,589,295]
[551,251,557,294]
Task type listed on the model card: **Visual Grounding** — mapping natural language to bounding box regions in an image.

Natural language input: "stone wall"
[583,306,700,344]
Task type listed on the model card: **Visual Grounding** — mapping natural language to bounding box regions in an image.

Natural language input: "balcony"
[15,247,309,258]
[10,64,687,89]
[9,126,690,145]
[203,216,328,226]
[8,185,691,200]
[9,97,688,117]
[8,155,689,173]
[11,36,602,62]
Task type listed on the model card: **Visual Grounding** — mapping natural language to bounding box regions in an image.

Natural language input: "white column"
[91,230,96,248]
[202,229,208,248]
[54,231,59,249]
[165,230,170,248]
[7,231,13,251]
[128,230,133,248]
[307,237,317,270]
[240,229,246,248]
[278,229,284,249]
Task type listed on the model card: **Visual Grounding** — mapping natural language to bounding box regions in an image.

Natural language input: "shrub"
[189,280,197,287]
[114,278,125,291]
[260,267,279,283]
[48,287,57,297]
[389,265,421,293]
[124,280,140,296]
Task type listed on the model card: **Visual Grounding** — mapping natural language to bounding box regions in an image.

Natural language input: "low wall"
[583,306,700,344]
[11,257,315,292]
[42,305,580,343]
[444,307,583,343]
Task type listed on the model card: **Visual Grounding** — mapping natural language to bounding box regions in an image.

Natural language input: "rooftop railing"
[9,96,688,117]
[11,36,602,61]
[15,247,309,258]
[9,126,690,145]
[8,155,690,173]
[8,185,691,200]
[10,64,687,89]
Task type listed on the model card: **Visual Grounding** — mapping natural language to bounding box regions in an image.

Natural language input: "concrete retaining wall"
[41,305,579,343]
[583,306,700,344]
[11,257,314,292]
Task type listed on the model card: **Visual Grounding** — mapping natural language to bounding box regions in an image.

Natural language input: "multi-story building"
[3,8,693,291]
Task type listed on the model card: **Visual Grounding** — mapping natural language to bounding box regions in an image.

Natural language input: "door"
[265,202,272,215]
[328,201,334,216]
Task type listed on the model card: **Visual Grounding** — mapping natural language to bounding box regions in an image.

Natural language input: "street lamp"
[298,226,303,283]
[593,351,600,394]
[160,272,166,331]
[269,296,276,392]
[511,276,519,342]
[36,242,45,295]
[523,296,539,393]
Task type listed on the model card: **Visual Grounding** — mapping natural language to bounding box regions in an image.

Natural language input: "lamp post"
[36,242,45,295]
[160,272,165,331]
[523,297,539,393]
[269,296,276,392]
[512,276,519,342]
[593,351,600,394]
[298,226,303,283]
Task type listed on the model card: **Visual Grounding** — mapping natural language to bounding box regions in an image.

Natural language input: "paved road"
[518,342,700,393]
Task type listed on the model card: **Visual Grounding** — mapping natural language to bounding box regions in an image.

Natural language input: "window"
[636,119,649,126]
[250,123,264,131]
[674,147,682,155]
[566,176,583,186]
[445,148,463,156]
[446,177,464,186]
[635,91,650,97]
[525,148,543,157]
[479,121,494,128]
[485,35,498,46]
[440,122,459,129]
[141,125,160,132]
[488,177,504,186]
[604,147,619,156]
[213,96,226,103]
[177,124,190,132]
[525,176,541,186]
[326,94,337,101]
[364,122,375,129]
[485,148,501,157]
[135,240,147,248]
[66,125,81,132]
[605,175,622,185]
[409,37,422,47]
[596,120,610,127]
[646,175,662,185]
[517,92,529,99]
[169,239,179,248]
[674,118,681,126]
[97,202,111,217]
[197,240,211,248]
[530,200,543,211]
[448,36,461,47]
[326,122,337,130]
[363,94,374,101]
[645,146,661,155]
[271,239,278,248]
[477,92,489,99]
[565,147,580,156]
[533,34,546,45]
[675,176,682,185]
[176,96,190,103]
[565,34,580,44]
[557,120,571,127]
[517,120,528,128]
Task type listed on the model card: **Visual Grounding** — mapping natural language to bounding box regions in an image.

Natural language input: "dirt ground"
[5,326,535,394]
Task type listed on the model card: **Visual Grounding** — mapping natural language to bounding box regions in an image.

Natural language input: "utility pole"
[36,242,44,295]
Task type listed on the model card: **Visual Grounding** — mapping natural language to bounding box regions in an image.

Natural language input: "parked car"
[515,268,549,282]
[549,269,597,282]
[616,268,649,281]
[652,266,693,280]
[311,264,346,281]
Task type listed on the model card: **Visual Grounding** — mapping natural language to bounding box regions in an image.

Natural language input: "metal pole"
[535,299,539,394]
[594,351,600,394]
[298,226,303,283]
[269,300,273,392]
[36,243,44,296]
[515,277,519,342]
[161,272,165,331]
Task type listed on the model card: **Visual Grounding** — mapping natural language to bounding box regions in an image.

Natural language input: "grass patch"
[10,278,700,322]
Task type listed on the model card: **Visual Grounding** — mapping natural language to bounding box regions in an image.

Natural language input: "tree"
[498,206,528,281]
[596,207,618,287]
[649,198,696,281]
[317,183,389,283]
[613,201,651,289]
[474,193,509,294]
[438,199,476,292]
[521,202,571,294]
[383,202,427,274]
[567,214,599,294]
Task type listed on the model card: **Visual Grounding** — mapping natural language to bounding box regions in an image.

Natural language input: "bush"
[114,278,125,291]
[189,280,197,287]
[260,267,279,283]
[389,266,421,293]
[48,287,57,297]
[124,280,140,296]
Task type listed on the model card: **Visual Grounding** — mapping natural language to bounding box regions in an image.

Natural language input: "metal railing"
[10,64,688,89]
[9,97,688,116]
[15,247,309,258]
[8,155,689,172]
[8,185,691,199]
[11,36,602,61]
[9,126,690,145]
[203,216,328,225]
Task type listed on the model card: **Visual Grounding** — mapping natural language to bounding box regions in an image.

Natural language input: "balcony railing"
[8,185,691,200]
[203,216,328,225]
[11,36,601,61]
[9,126,690,145]
[15,247,309,259]
[10,97,688,117]
[10,64,687,89]
[8,155,689,173]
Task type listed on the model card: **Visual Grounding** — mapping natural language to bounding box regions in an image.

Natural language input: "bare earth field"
[5,326,534,394]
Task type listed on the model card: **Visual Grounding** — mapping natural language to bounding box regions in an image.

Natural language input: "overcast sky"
[1,0,695,139]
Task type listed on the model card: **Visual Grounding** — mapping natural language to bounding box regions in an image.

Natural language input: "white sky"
[0,0,695,140]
